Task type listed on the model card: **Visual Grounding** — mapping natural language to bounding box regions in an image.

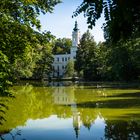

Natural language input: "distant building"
[51,21,80,77]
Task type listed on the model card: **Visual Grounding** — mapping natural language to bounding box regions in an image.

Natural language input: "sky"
[39,0,105,43]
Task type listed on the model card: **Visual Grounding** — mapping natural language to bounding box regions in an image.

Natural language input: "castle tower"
[71,104,82,139]
[72,21,80,47]
[70,21,80,58]
[51,21,81,78]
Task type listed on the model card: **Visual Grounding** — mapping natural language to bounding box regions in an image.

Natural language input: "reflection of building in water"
[52,87,82,138]
[47,81,73,87]
[53,87,75,105]
[71,104,82,138]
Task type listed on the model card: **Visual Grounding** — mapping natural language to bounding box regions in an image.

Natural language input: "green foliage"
[75,30,140,81]
[13,44,39,78]
[75,30,99,80]
[0,0,61,29]
[75,30,95,72]
[106,38,140,81]
[74,0,140,42]
[65,60,75,77]
[53,38,72,54]
[32,32,55,79]
[73,0,103,28]
[0,0,61,95]
[11,31,55,80]
[0,51,12,96]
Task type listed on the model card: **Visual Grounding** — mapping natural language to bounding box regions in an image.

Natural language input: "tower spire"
[73,21,78,31]
[72,21,80,48]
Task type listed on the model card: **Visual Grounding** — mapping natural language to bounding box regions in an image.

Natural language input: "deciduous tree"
[74,0,140,42]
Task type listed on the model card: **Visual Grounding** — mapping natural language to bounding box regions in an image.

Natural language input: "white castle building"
[51,21,80,77]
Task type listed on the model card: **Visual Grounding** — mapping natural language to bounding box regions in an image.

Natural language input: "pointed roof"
[73,21,79,31]
[74,127,80,139]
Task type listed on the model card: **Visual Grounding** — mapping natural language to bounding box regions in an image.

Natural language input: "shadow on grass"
[76,82,140,89]
[76,98,140,109]
[108,92,140,98]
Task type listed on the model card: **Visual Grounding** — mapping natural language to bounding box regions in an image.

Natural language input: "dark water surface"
[0,81,140,140]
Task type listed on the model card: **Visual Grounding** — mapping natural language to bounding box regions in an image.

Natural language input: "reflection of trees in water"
[0,92,16,140]
[0,129,26,140]
[0,84,140,139]
[105,120,140,140]
[73,87,140,139]
[0,91,14,126]
[77,108,97,129]
[0,102,7,126]
[0,90,14,126]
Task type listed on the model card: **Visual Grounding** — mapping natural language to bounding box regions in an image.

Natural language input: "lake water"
[0,81,140,140]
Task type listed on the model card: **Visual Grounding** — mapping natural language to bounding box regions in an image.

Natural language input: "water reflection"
[52,87,82,138]
[105,120,140,140]
[0,82,140,140]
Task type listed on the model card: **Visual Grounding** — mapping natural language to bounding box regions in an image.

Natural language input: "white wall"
[51,22,80,78]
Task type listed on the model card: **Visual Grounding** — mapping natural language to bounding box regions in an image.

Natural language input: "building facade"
[51,21,80,77]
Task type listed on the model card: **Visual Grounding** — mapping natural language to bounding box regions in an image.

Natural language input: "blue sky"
[39,0,105,43]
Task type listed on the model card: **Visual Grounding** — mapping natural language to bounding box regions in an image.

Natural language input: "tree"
[0,0,61,63]
[53,38,72,54]
[0,51,12,96]
[0,0,61,95]
[65,60,75,77]
[74,0,140,81]
[75,30,95,73]
[106,39,140,81]
[32,32,55,80]
[75,30,99,80]
[75,30,113,81]
[73,0,140,42]
[12,31,55,80]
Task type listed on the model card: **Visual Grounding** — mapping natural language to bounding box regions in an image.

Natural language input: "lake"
[0,81,140,140]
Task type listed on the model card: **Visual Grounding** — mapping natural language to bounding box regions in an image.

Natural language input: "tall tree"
[65,60,75,77]
[32,32,55,80]
[75,30,98,80]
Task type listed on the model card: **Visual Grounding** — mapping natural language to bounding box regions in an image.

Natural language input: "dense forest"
[74,0,140,81]
[0,0,140,96]
[75,30,140,81]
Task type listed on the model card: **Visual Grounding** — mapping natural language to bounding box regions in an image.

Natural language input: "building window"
[62,65,64,69]
[73,56,76,59]
[57,57,59,62]
[57,66,59,71]
[62,58,64,61]
[65,58,67,61]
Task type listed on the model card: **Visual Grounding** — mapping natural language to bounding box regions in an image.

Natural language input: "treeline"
[75,30,140,81]
[74,0,140,81]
